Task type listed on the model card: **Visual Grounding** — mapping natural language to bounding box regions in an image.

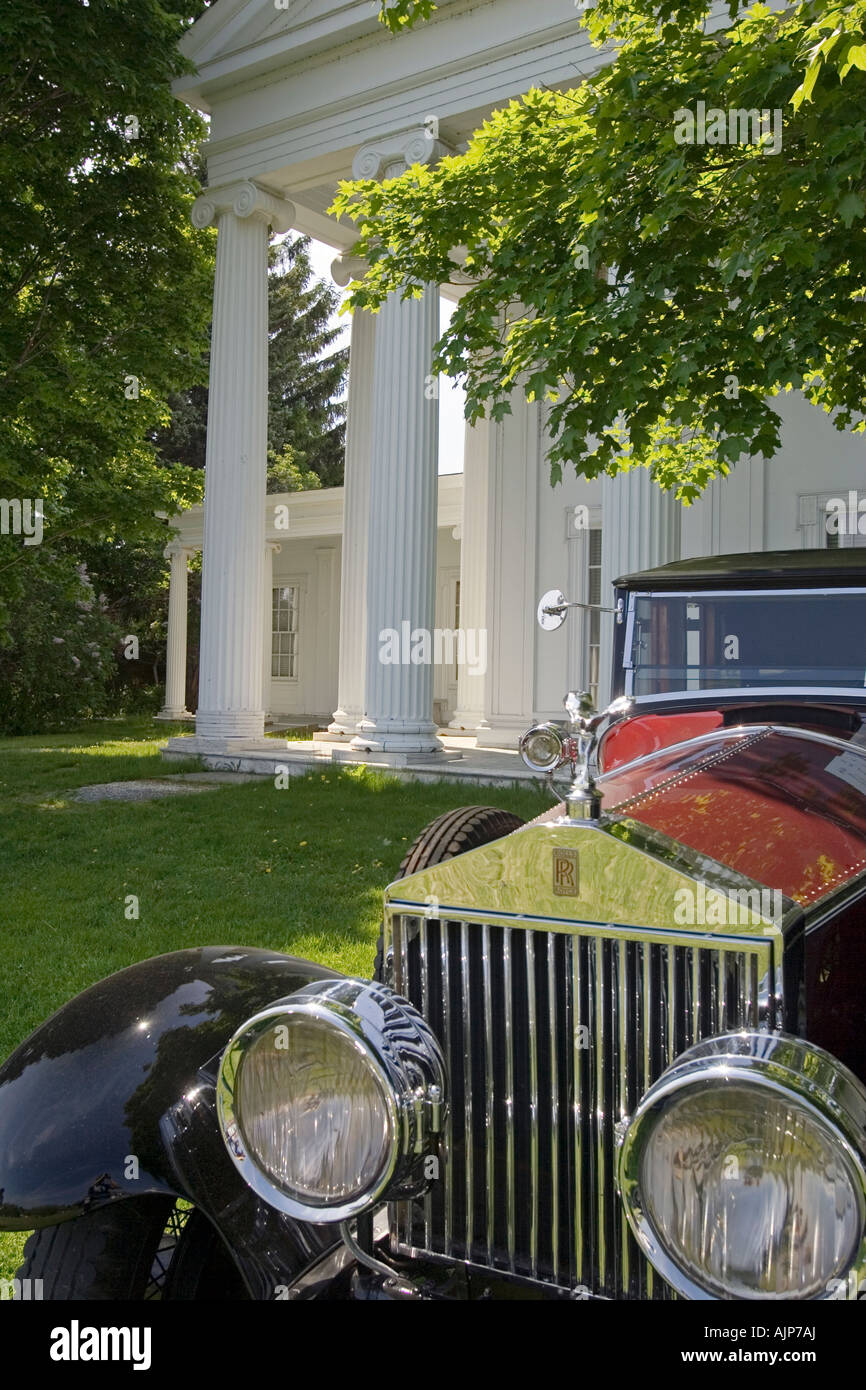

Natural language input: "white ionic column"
[328,301,376,735]
[475,390,542,749]
[263,541,281,721]
[599,468,682,703]
[351,285,441,755]
[177,181,294,751]
[158,543,193,719]
[449,416,489,731]
[348,130,453,758]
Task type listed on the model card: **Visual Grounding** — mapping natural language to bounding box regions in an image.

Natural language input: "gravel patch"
[73,780,217,803]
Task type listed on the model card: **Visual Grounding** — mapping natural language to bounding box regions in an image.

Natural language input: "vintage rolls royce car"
[2,549,866,1302]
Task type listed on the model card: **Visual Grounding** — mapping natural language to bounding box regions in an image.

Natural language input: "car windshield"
[625,588,866,698]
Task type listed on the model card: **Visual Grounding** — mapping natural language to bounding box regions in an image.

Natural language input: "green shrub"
[0,553,123,734]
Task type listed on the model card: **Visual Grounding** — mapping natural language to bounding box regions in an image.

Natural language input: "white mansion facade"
[162,0,866,759]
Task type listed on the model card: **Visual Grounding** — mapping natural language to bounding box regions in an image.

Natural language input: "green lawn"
[0,716,549,1282]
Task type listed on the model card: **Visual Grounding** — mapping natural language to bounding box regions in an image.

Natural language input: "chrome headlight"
[217,978,446,1223]
[519,722,571,773]
[618,1032,866,1300]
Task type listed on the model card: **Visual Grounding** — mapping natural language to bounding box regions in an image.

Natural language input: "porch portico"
[164,1,866,773]
[164,1,641,766]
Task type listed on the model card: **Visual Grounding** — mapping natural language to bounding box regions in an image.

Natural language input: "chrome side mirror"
[537,588,624,630]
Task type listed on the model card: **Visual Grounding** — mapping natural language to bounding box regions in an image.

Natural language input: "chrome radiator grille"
[390,914,771,1299]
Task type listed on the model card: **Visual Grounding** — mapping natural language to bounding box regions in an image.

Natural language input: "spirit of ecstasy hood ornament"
[519,691,632,821]
[562,691,633,820]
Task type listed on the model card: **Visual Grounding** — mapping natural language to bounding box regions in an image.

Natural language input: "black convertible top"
[616,548,866,591]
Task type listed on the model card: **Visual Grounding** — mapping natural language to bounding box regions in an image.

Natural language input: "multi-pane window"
[587,527,602,706]
[799,492,866,549]
[823,492,866,549]
[272,585,299,679]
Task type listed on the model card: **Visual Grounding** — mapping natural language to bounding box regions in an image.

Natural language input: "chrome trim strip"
[617,939,629,1293]
[394,912,409,1250]
[666,944,676,1067]
[442,921,453,1257]
[594,937,606,1291]
[638,586,866,599]
[420,919,431,1249]
[549,935,560,1284]
[622,593,636,671]
[482,923,496,1266]
[461,919,473,1258]
[627,686,866,707]
[526,932,539,1278]
[642,943,651,1098]
[387,899,776,947]
[572,936,584,1283]
[504,930,516,1271]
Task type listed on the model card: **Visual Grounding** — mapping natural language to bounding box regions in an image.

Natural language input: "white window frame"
[566,504,603,704]
[798,491,866,549]
[271,580,302,682]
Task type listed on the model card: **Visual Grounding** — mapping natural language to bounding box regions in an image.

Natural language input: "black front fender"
[0,945,342,1231]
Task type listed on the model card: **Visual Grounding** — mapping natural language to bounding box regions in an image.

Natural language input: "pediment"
[180,0,395,75]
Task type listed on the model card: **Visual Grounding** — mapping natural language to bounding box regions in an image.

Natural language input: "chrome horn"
[519,691,632,820]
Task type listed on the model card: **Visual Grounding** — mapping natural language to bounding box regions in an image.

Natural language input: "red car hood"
[600,726,866,907]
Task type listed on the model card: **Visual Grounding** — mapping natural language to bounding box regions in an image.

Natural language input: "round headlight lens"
[519,724,566,773]
[236,1014,393,1207]
[218,978,446,1223]
[640,1083,860,1299]
[619,1032,866,1300]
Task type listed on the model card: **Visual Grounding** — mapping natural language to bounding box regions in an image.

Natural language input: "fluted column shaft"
[346,129,454,757]
[449,416,489,731]
[160,543,193,718]
[196,210,268,737]
[188,181,294,745]
[329,308,376,734]
[599,468,682,703]
[352,287,441,752]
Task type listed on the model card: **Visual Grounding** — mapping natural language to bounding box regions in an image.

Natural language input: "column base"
[156,707,194,722]
[333,746,460,768]
[447,708,485,733]
[163,735,290,758]
[326,707,362,737]
[474,718,532,750]
[350,717,444,756]
[194,709,268,740]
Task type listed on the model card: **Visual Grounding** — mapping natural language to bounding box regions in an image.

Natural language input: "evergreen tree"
[267,236,348,488]
[154,235,348,487]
